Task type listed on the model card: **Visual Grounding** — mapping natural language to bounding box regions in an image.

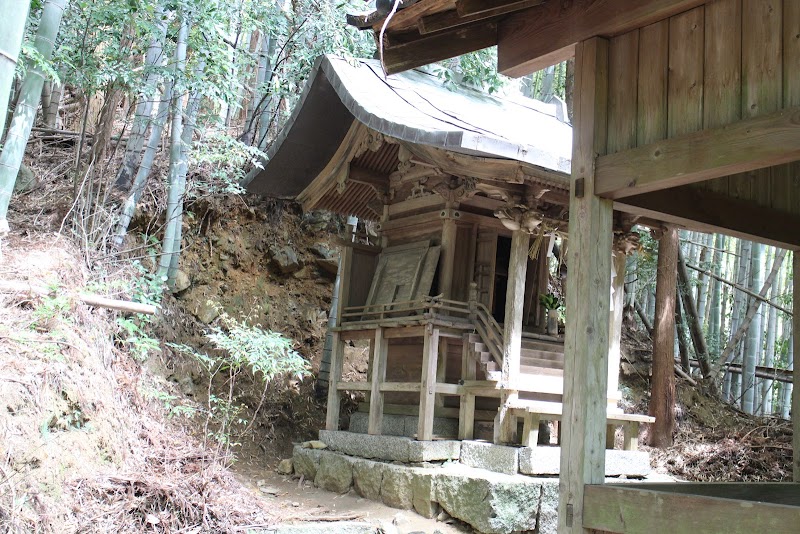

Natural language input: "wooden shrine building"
[245,54,651,450]
[341,0,800,533]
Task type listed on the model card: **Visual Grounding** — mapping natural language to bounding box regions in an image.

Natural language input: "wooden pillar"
[793,252,799,481]
[325,242,353,431]
[607,248,627,409]
[650,226,678,447]
[368,327,388,435]
[325,331,345,430]
[439,216,458,298]
[558,37,612,534]
[458,334,476,440]
[498,228,530,443]
[536,243,551,332]
[418,324,440,440]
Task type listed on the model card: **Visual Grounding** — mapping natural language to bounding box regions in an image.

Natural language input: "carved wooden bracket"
[494,204,543,233]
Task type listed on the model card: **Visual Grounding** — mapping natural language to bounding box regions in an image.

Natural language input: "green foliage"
[141,386,197,418]
[170,311,309,450]
[435,47,507,94]
[539,292,560,311]
[189,132,265,197]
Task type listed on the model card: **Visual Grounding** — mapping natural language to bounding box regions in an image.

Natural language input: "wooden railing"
[340,295,472,325]
[473,302,504,368]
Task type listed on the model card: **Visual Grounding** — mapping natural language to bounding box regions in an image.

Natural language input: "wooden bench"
[508,399,655,451]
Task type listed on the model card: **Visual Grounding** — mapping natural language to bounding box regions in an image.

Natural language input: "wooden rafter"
[382,23,498,75]
[595,106,800,199]
[497,0,709,77]
[418,0,542,34]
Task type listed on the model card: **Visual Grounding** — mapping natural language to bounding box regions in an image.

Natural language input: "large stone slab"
[314,452,354,494]
[319,430,411,462]
[348,412,406,436]
[518,446,651,477]
[380,464,414,509]
[319,430,460,464]
[409,470,439,519]
[293,446,322,480]
[459,441,519,475]
[352,459,384,501]
[435,466,547,534]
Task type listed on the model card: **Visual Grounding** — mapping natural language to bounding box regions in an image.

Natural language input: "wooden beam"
[325,332,345,430]
[497,0,708,77]
[459,335,477,439]
[419,1,543,34]
[382,23,498,75]
[614,186,800,249]
[584,484,800,533]
[558,37,613,534]
[349,166,389,195]
[597,106,800,199]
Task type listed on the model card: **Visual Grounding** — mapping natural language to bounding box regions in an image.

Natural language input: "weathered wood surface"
[583,484,800,533]
[497,0,708,77]
[596,105,800,199]
[418,325,440,440]
[559,37,614,534]
[368,328,388,434]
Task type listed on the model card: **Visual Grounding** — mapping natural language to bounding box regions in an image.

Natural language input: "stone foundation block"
[320,430,411,462]
[352,459,384,501]
[348,412,407,436]
[519,447,651,477]
[314,452,354,494]
[293,445,322,480]
[407,440,460,462]
[380,464,414,509]
[410,470,439,519]
[435,469,545,534]
[460,441,519,475]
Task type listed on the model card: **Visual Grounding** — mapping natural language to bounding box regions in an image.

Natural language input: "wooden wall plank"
[784,0,800,107]
[668,7,705,138]
[607,30,639,154]
[742,0,783,118]
[704,0,742,128]
[636,21,669,146]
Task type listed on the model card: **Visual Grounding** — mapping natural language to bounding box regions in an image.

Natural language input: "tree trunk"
[44,81,63,128]
[675,287,691,372]
[156,13,189,287]
[0,2,29,145]
[708,233,724,358]
[112,83,173,248]
[114,2,168,192]
[677,248,711,378]
[761,265,780,414]
[0,0,69,233]
[696,234,711,326]
[712,248,786,380]
[782,333,793,419]
[256,35,277,149]
[650,226,678,448]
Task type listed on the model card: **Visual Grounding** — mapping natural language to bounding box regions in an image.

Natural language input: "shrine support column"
[498,227,531,443]
[558,37,613,534]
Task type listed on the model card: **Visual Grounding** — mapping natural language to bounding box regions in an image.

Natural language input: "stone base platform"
[293,431,656,534]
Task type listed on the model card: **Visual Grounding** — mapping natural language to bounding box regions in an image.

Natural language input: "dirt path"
[234,468,470,533]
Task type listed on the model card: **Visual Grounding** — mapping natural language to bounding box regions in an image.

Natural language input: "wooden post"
[440,216,457,298]
[793,252,799,481]
[498,228,531,443]
[368,327,388,435]
[418,324,440,440]
[325,331,345,431]
[607,248,627,408]
[650,225,678,447]
[558,37,612,534]
[522,412,540,447]
[536,243,551,332]
[459,334,476,440]
[324,241,353,431]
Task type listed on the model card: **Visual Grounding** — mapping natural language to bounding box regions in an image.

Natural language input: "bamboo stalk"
[0,280,157,315]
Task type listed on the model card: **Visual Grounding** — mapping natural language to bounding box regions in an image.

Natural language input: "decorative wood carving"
[494,204,543,233]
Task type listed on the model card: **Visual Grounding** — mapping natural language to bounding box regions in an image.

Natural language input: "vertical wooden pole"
[459,334,476,440]
[324,241,353,431]
[650,226,678,448]
[368,327,388,435]
[325,331,345,431]
[418,325,440,440]
[793,252,799,481]
[498,228,531,443]
[558,37,612,534]
[440,217,457,299]
[607,248,627,409]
